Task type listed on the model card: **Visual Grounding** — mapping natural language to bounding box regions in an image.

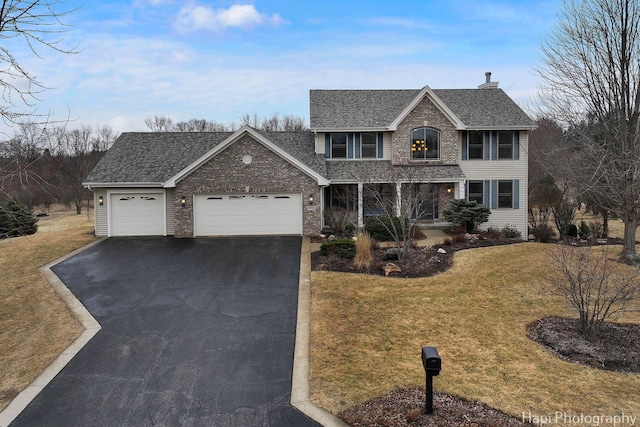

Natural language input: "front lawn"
[309,242,640,420]
[0,208,96,412]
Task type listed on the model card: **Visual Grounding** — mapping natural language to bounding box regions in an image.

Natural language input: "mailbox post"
[421,346,441,414]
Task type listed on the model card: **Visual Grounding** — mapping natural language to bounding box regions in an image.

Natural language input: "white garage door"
[110,193,165,236]
[194,193,302,236]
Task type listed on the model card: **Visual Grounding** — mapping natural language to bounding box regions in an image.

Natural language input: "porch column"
[395,183,402,216]
[458,181,465,199]
[357,182,364,229]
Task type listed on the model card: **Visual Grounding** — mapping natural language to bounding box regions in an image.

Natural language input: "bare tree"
[50,124,103,213]
[241,113,308,131]
[547,244,640,337]
[173,118,229,132]
[0,0,80,126]
[144,115,174,132]
[537,0,640,259]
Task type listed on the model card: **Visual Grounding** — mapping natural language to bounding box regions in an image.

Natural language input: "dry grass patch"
[310,242,640,420]
[0,208,96,411]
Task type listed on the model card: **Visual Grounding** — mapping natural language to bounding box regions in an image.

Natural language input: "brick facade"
[392,94,459,165]
[174,134,321,237]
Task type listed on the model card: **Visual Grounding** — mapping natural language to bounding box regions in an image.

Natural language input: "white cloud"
[174,3,284,34]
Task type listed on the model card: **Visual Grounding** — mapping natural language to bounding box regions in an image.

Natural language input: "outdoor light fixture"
[446,185,453,195]
[308,194,314,204]
[180,196,186,207]
[98,196,104,206]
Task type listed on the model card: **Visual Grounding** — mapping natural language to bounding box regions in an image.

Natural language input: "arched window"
[411,127,440,160]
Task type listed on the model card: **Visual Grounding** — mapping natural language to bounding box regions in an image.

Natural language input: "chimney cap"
[485,72,492,83]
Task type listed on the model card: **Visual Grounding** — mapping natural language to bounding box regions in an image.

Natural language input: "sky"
[3,0,561,135]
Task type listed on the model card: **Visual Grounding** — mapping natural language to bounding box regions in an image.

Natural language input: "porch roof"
[325,161,465,183]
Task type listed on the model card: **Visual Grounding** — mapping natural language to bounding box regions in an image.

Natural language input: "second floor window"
[330,133,347,158]
[498,131,514,159]
[411,127,440,160]
[468,132,484,159]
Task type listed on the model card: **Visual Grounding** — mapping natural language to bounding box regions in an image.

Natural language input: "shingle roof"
[432,89,535,129]
[325,161,465,182]
[310,87,535,130]
[84,131,326,184]
[310,89,420,129]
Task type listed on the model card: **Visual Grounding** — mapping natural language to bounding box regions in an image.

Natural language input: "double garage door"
[194,193,302,236]
[109,192,302,237]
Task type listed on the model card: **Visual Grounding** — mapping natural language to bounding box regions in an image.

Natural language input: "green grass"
[309,242,640,419]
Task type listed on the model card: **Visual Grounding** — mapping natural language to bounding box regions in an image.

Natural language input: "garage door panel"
[194,193,302,236]
[110,194,164,236]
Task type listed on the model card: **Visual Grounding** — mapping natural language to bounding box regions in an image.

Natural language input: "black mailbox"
[421,346,441,376]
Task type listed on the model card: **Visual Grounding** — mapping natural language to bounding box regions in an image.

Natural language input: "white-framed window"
[361,132,377,158]
[467,180,484,204]
[330,132,347,158]
[498,131,514,160]
[325,132,382,159]
[411,127,440,160]
[468,132,483,159]
[498,180,513,208]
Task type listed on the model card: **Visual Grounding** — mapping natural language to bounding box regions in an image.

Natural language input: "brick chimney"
[478,72,499,89]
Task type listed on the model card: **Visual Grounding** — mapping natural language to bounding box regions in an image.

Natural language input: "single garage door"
[110,193,165,236]
[194,193,302,236]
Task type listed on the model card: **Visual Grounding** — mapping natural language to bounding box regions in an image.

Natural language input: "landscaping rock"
[437,248,447,254]
[383,248,401,260]
[383,262,402,276]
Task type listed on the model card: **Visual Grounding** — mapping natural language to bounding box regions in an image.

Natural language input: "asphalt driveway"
[10,236,320,426]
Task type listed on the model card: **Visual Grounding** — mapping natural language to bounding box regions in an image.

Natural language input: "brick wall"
[174,134,321,237]
[392,94,459,165]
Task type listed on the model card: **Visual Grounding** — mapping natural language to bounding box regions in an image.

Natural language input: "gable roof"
[165,126,328,187]
[309,87,535,131]
[84,127,328,187]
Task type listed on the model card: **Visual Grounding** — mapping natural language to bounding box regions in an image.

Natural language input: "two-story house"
[84,74,534,238]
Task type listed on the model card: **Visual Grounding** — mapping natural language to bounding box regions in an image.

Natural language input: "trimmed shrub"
[501,224,522,239]
[0,199,38,239]
[320,239,356,259]
[442,199,491,233]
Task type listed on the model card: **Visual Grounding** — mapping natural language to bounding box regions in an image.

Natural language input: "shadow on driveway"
[11,236,320,426]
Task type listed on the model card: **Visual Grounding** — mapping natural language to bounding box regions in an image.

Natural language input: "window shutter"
[513,179,520,209]
[354,133,361,159]
[324,134,331,159]
[461,131,468,160]
[347,133,354,159]
[483,180,491,207]
[465,180,469,199]
[513,132,520,160]
[491,132,498,161]
[491,180,498,209]
[483,132,490,160]
[377,133,384,158]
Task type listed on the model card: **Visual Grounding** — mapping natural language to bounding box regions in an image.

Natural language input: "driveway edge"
[0,239,104,427]
[291,237,348,427]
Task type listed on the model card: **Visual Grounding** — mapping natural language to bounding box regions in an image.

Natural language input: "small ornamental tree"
[0,199,38,239]
[442,199,491,233]
[547,244,640,338]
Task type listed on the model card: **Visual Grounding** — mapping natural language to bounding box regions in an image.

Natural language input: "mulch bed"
[529,316,640,373]
[338,388,531,426]
[311,234,520,278]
